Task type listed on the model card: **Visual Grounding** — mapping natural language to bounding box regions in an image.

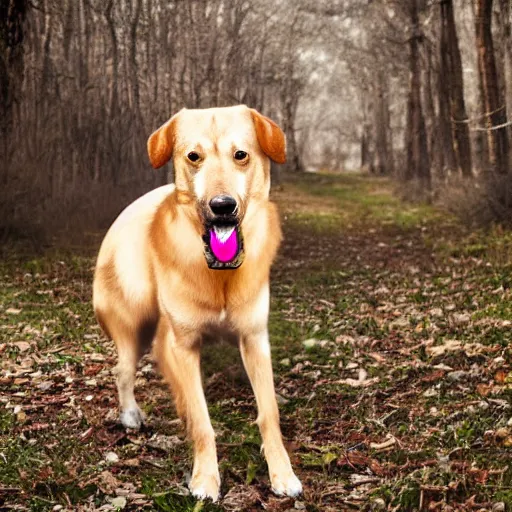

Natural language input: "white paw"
[120,407,145,429]
[271,471,303,497]
[189,473,220,502]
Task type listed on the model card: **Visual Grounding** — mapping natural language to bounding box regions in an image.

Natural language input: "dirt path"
[1,173,512,511]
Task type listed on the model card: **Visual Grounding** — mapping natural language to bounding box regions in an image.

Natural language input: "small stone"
[65,376,73,384]
[105,451,119,463]
[447,371,467,382]
[110,496,127,509]
[85,395,93,401]
[53,506,63,511]
[85,379,97,386]
[280,358,291,367]
[302,338,319,349]
[294,501,306,510]
[452,313,471,325]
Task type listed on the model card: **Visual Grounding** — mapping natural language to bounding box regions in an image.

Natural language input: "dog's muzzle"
[202,195,245,270]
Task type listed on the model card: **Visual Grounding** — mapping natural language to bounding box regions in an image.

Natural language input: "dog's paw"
[120,407,145,430]
[271,470,303,497]
[189,473,221,502]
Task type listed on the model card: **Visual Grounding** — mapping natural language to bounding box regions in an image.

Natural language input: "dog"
[93,105,302,501]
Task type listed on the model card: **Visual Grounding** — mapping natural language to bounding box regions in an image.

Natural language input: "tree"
[405,0,431,191]
[474,0,509,175]
[0,0,27,144]
[440,0,472,177]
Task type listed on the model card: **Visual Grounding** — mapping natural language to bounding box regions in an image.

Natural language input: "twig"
[452,104,506,123]
[350,477,380,487]
[471,119,512,132]
[370,436,396,451]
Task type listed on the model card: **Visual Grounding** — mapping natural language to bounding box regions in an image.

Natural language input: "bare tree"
[405,0,431,191]
[474,0,509,175]
[441,0,473,178]
[0,0,27,147]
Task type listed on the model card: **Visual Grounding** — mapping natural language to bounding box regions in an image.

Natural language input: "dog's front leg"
[157,331,220,501]
[240,330,302,497]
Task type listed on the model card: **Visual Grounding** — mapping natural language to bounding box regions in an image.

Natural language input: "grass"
[1,172,512,511]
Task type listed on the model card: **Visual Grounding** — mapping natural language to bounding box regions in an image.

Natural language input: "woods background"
[1,0,512,237]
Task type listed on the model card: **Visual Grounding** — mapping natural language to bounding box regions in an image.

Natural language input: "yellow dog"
[93,105,302,501]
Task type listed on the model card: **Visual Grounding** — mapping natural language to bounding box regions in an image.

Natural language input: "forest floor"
[1,173,512,512]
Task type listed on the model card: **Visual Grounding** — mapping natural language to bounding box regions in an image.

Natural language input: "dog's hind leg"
[115,337,146,430]
[112,318,156,430]
[154,320,220,502]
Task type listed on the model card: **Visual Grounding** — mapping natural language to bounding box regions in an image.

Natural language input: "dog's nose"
[209,195,237,216]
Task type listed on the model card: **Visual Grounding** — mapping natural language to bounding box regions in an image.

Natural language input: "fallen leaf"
[426,339,461,357]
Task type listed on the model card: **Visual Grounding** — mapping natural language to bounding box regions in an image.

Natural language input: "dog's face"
[147,105,286,269]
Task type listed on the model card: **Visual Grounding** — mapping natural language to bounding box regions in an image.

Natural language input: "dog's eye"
[187,152,200,163]
[234,150,248,161]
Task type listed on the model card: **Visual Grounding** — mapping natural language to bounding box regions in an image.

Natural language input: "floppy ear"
[147,115,178,169]
[250,109,287,164]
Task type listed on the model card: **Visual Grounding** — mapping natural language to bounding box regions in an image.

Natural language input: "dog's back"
[93,184,175,351]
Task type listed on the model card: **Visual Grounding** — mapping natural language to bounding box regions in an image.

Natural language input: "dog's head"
[147,105,286,269]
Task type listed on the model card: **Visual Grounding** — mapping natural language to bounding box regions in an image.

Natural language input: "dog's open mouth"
[202,223,245,269]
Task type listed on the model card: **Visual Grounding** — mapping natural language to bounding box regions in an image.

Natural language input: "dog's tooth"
[213,225,235,243]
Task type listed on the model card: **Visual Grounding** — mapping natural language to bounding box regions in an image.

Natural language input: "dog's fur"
[93,105,302,500]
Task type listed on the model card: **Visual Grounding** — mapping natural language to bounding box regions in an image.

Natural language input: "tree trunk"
[496,0,512,162]
[437,22,456,179]
[443,0,473,177]
[474,0,509,175]
[374,70,393,175]
[406,0,431,191]
[105,0,118,118]
[129,0,143,125]
[0,0,27,139]
[423,43,436,161]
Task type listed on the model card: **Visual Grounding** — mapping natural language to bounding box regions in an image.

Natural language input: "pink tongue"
[210,228,238,262]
